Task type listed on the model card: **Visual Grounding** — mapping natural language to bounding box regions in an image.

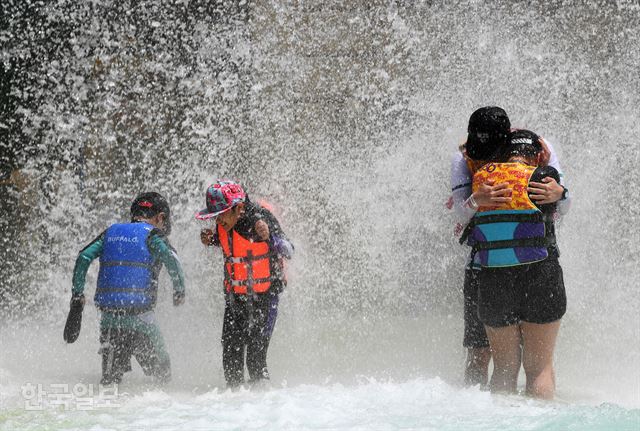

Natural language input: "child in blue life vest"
[197,180,293,389]
[449,107,570,387]
[68,192,185,385]
[462,129,567,399]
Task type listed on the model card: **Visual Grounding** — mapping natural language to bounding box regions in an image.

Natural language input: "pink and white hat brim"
[195,206,232,221]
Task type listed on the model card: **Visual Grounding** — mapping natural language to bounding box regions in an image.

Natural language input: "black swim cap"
[131,192,172,235]
[466,106,511,160]
[503,129,542,159]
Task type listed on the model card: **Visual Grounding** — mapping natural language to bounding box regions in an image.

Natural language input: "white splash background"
[1,1,639,429]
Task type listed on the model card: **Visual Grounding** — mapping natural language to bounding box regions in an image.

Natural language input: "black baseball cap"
[466,106,511,160]
[131,192,172,235]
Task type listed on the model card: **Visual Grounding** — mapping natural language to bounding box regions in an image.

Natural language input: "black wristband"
[560,186,568,201]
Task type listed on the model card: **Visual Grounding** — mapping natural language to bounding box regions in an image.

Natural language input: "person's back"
[95,222,159,312]
[66,192,185,385]
[469,130,567,399]
[465,161,556,268]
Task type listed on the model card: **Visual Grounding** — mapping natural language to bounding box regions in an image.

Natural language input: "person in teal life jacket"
[450,107,570,387]
[69,192,185,385]
[461,130,567,399]
[197,180,293,389]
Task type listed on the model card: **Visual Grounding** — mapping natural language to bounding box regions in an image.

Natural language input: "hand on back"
[473,180,513,207]
[254,220,270,241]
[528,177,563,204]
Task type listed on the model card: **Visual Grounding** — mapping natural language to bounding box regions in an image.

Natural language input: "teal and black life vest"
[460,163,550,268]
[95,223,157,310]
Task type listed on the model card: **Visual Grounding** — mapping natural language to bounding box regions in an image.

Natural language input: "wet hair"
[130,192,172,235]
[501,129,542,161]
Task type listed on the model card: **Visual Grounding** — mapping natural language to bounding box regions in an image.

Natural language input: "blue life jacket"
[95,223,157,310]
[467,209,549,267]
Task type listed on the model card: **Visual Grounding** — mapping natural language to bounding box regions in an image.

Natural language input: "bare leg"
[464,347,492,387]
[485,324,522,394]
[521,320,561,400]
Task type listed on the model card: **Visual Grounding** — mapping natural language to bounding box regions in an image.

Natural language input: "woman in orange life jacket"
[464,129,567,399]
[196,180,293,389]
[450,107,570,387]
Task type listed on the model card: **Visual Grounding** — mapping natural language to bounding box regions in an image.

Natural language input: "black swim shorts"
[477,258,566,328]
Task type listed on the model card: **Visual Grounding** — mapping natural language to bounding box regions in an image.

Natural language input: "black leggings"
[222,292,279,387]
[463,268,490,348]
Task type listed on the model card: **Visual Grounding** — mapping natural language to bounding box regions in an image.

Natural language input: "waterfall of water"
[1,1,639,428]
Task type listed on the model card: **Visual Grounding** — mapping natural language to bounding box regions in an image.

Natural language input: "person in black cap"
[66,192,185,385]
[449,107,571,387]
[465,106,512,161]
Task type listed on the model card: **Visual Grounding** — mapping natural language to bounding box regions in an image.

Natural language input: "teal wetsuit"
[72,224,185,384]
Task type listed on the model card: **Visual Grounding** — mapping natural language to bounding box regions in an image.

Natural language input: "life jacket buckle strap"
[459,222,474,244]
[101,260,153,269]
[473,237,550,251]
[228,277,274,288]
[472,212,545,225]
[225,253,273,264]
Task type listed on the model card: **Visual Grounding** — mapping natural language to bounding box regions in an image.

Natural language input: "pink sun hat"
[195,180,246,220]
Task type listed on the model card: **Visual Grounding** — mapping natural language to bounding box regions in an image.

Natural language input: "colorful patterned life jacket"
[461,163,549,267]
[95,223,156,309]
[218,224,274,295]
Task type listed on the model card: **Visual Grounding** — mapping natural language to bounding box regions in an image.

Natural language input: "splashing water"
[1,1,639,429]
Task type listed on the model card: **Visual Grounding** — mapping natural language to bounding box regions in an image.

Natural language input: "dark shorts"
[463,268,490,348]
[477,258,566,328]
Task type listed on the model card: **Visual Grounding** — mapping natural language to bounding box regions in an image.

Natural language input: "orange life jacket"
[218,225,273,295]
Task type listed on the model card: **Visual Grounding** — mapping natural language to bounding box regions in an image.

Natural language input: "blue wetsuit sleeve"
[148,234,186,293]
[72,233,104,296]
